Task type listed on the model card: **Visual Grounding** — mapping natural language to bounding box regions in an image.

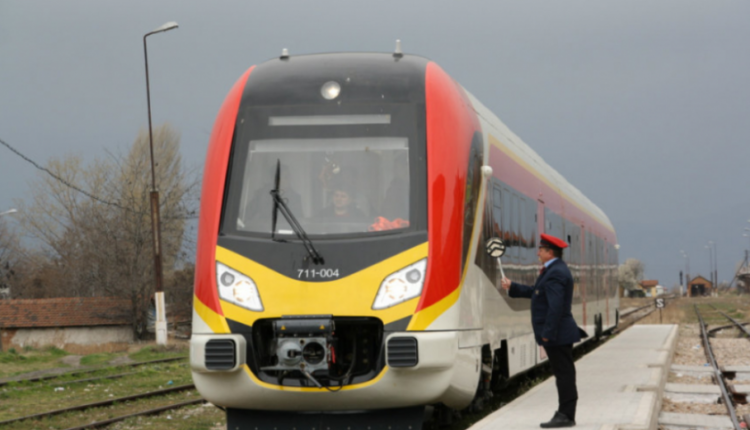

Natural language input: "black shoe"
[540,411,575,428]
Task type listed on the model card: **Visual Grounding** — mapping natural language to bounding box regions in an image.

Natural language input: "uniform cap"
[540,233,568,249]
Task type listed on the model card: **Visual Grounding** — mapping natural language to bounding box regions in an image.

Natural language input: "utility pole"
[143,21,179,345]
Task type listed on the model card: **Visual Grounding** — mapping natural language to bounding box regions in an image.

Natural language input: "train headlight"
[372,259,427,310]
[321,81,341,100]
[216,262,263,311]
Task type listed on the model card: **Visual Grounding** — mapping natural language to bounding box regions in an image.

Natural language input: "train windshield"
[234,136,411,237]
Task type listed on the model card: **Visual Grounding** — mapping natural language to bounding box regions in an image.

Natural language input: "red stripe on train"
[416,62,481,312]
[194,67,254,314]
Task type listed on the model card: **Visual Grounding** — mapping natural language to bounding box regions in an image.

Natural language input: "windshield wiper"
[270,160,325,265]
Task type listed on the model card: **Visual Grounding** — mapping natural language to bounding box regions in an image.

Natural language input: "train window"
[530,200,537,259]
[462,133,484,267]
[502,187,512,249]
[234,137,411,236]
[476,184,499,283]
[509,193,521,257]
[517,195,523,259]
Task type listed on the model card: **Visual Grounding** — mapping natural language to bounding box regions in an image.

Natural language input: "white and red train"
[190,51,618,429]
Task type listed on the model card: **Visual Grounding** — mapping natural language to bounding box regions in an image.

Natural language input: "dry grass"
[633,294,750,325]
[0,346,71,379]
[0,342,204,430]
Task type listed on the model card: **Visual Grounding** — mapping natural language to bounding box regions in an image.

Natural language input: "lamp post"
[705,243,715,296]
[680,250,690,297]
[711,241,717,294]
[143,21,178,346]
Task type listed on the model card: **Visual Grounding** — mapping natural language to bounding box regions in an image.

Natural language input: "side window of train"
[461,133,484,269]
[493,185,503,235]
[511,192,519,259]
[474,180,499,282]
[502,187,512,257]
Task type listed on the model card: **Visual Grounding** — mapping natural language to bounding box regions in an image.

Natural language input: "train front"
[191,53,481,426]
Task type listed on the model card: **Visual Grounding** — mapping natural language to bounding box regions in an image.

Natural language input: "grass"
[79,352,118,366]
[0,361,193,420]
[0,387,205,430]
[110,403,225,430]
[0,346,70,378]
[0,341,201,429]
[130,345,187,362]
[634,293,750,326]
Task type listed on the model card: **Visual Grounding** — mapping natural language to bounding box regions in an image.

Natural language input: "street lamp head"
[148,21,179,36]
[0,208,18,217]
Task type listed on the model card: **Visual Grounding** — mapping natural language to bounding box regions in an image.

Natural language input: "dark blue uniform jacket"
[509,259,584,347]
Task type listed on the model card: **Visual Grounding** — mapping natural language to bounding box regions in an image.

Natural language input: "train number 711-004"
[297,268,341,279]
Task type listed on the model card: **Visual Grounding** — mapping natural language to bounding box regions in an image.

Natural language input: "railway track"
[0,383,197,427]
[61,398,207,430]
[659,305,750,429]
[0,356,209,430]
[695,305,744,430]
[611,302,657,335]
[0,356,186,388]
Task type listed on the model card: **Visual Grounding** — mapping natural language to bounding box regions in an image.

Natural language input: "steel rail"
[0,356,186,387]
[620,303,654,318]
[612,307,655,335]
[708,304,750,339]
[62,399,207,430]
[694,305,742,430]
[708,322,750,337]
[0,383,196,426]
[51,371,137,387]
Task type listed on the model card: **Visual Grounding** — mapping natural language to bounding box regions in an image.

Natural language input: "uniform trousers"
[545,344,577,421]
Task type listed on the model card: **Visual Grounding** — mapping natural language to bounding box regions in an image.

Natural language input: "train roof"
[242,52,429,107]
[246,52,614,235]
[464,89,616,235]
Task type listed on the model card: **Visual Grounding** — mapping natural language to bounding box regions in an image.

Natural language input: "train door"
[604,239,609,326]
[537,200,545,237]
[579,223,586,326]
[536,199,547,361]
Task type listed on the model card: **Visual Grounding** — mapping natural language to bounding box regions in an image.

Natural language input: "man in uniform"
[500,233,584,428]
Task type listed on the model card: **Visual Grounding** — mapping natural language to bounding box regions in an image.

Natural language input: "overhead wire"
[0,136,197,220]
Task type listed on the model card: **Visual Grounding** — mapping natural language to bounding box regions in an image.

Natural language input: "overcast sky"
[1,1,749,288]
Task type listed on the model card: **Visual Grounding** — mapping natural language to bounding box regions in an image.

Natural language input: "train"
[190,49,619,430]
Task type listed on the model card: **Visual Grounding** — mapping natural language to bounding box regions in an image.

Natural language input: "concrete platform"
[658,412,733,430]
[469,325,678,430]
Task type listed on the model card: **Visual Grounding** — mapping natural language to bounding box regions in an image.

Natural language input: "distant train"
[190,50,618,429]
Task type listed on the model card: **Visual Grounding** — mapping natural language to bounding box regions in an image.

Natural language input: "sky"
[1,1,749,289]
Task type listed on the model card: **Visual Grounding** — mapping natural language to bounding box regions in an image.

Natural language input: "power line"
[0,136,197,219]
[1,136,133,211]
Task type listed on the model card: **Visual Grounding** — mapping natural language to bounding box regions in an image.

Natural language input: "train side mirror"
[485,238,506,258]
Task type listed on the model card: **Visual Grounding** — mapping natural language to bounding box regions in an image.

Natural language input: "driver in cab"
[316,183,366,221]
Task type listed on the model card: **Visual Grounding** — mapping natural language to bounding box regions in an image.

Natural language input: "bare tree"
[0,219,21,299]
[15,124,199,337]
[618,258,645,295]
